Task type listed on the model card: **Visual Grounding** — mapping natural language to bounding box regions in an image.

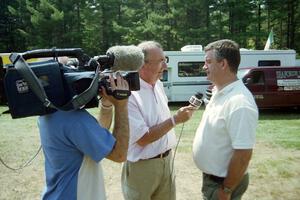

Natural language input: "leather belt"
[147,149,171,160]
[203,173,225,183]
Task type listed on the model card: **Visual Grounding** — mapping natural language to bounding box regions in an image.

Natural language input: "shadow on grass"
[259,107,300,120]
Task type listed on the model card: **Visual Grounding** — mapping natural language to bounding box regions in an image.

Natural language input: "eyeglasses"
[145,56,169,64]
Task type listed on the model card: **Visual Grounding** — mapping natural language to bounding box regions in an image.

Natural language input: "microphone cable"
[170,92,203,187]
[0,145,42,171]
[170,122,185,180]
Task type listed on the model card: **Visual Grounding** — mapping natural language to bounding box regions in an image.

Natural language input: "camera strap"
[62,65,100,110]
[9,53,99,111]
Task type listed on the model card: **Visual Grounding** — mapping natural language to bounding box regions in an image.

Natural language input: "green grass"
[0,105,300,199]
[2,104,298,155]
[169,104,300,150]
[0,106,41,163]
[1,104,299,156]
[257,109,300,149]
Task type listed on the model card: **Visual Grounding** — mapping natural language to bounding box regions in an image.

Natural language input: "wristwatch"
[222,185,233,194]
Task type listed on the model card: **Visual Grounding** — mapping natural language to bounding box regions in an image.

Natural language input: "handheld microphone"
[189,92,203,109]
[95,45,144,71]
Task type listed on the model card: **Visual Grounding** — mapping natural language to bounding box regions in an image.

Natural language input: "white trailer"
[162,45,298,102]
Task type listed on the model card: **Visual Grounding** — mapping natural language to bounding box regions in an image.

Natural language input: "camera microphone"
[189,92,203,109]
[95,45,144,72]
[107,45,144,71]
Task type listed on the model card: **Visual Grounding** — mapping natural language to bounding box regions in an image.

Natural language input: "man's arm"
[98,98,113,129]
[137,105,195,147]
[105,100,129,162]
[218,149,253,199]
[98,74,129,163]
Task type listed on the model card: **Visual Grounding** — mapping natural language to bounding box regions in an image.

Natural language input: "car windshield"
[237,69,251,79]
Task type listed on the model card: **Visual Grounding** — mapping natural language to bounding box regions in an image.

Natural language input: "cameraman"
[38,73,129,200]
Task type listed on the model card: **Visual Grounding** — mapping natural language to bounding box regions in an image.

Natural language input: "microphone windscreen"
[106,45,144,71]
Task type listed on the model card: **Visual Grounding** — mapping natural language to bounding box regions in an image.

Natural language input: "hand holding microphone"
[170,92,203,126]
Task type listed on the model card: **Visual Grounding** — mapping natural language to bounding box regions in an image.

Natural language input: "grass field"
[0,105,300,200]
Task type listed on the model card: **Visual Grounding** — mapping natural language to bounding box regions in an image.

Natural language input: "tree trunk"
[289,0,296,49]
[287,0,291,48]
[256,2,261,49]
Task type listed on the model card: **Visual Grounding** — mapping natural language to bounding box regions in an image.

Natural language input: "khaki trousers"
[121,153,175,200]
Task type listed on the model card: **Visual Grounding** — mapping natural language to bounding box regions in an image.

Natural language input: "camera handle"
[9,53,100,111]
[21,48,88,67]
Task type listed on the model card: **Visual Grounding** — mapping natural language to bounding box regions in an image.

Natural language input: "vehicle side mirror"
[245,77,253,85]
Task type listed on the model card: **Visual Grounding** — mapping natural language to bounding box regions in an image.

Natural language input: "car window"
[251,71,265,85]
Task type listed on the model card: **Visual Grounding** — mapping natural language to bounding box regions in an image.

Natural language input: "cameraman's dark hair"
[138,41,162,62]
[204,39,240,73]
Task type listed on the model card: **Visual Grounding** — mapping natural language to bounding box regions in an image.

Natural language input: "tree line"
[0,0,299,56]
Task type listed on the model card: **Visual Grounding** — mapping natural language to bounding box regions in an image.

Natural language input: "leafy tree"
[224,0,256,47]
[4,0,35,51]
[169,0,208,49]
[26,0,64,49]
[81,0,124,55]
[50,0,86,48]
[0,0,12,51]
[114,0,150,44]
[0,0,299,53]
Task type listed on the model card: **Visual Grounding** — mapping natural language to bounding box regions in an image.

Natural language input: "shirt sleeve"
[66,111,116,162]
[127,96,149,144]
[226,106,258,149]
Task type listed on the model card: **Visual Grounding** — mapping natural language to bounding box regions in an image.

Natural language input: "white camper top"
[181,45,203,52]
[165,48,297,68]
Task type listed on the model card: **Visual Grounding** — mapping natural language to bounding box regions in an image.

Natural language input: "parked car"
[205,66,300,109]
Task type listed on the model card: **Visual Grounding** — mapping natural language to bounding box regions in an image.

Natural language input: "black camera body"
[1,48,140,119]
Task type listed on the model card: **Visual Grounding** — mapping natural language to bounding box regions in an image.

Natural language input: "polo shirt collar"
[139,78,157,89]
[214,79,241,96]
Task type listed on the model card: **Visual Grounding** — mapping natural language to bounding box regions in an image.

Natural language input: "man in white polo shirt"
[193,39,258,200]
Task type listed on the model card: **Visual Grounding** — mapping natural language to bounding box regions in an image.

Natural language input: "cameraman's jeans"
[202,173,249,200]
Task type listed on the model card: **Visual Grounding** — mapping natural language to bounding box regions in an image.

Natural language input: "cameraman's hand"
[99,73,129,107]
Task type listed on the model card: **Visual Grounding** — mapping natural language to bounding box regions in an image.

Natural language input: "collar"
[213,79,241,96]
[139,78,157,89]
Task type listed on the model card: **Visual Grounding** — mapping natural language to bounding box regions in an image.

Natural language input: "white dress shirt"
[127,79,176,162]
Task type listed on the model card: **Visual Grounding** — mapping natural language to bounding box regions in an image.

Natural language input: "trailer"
[162,45,298,102]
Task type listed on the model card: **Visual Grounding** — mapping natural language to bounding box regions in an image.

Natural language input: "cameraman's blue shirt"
[38,109,115,200]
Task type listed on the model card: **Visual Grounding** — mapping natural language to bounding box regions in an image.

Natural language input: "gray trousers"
[202,173,249,200]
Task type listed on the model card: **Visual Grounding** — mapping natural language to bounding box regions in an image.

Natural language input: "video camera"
[0,46,144,119]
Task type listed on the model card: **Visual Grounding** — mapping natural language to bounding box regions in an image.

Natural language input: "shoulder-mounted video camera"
[0,46,144,119]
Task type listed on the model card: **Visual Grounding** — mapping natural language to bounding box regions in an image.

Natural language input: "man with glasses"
[121,41,196,200]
